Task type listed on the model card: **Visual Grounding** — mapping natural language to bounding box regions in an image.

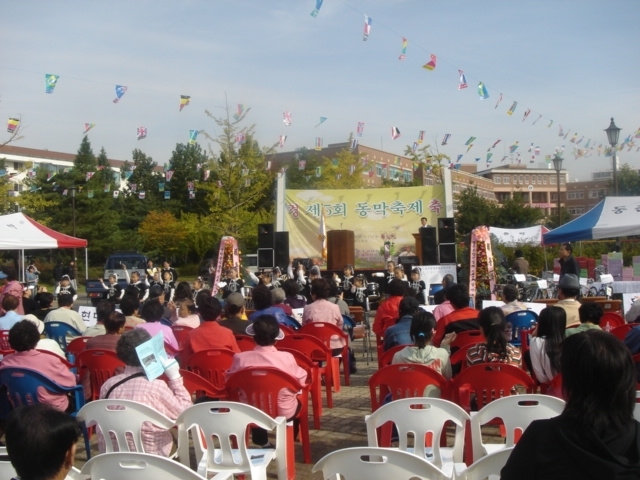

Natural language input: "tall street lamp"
[605,117,621,196]
[552,154,563,227]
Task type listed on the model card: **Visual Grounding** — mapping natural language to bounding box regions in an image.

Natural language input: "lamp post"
[69,185,77,260]
[552,154,563,227]
[605,117,621,196]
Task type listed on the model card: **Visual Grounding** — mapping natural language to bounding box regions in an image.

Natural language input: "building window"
[531,176,536,185]
[569,207,586,215]
[551,193,558,201]
[560,176,565,185]
[589,190,600,198]
[503,176,509,184]
[518,175,523,184]
[550,176,556,185]
[494,176,501,184]
[404,171,412,182]
[525,175,530,184]
[543,176,547,185]
[568,191,585,200]
[376,165,382,177]
[513,174,518,184]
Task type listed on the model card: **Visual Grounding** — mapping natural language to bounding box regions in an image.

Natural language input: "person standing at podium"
[419,217,428,228]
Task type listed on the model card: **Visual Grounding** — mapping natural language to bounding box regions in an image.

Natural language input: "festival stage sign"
[285,185,446,268]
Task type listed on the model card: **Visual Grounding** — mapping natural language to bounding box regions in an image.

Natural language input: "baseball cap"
[225,292,245,308]
[559,273,580,290]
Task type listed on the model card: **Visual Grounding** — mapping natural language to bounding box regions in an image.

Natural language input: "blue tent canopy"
[543,197,640,244]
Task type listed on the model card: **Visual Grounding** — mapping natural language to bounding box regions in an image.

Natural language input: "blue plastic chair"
[43,322,83,354]
[504,310,538,347]
[0,367,91,458]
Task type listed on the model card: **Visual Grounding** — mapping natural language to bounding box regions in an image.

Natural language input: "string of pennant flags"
[5,3,640,174]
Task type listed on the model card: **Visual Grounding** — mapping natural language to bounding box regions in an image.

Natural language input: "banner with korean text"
[285,185,446,268]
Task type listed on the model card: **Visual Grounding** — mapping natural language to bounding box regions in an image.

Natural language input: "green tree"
[403,143,449,184]
[286,146,366,190]
[616,164,640,196]
[118,149,163,232]
[200,105,277,252]
[454,186,497,236]
[163,143,209,216]
[72,136,97,183]
[494,191,546,228]
[138,210,187,258]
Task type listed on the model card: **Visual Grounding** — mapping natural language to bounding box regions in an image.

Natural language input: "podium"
[413,233,423,264]
[327,230,355,270]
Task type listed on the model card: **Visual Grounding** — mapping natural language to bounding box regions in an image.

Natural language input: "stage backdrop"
[285,185,447,268]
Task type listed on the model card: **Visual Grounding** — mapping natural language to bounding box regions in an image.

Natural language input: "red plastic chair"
[600,312,625,333]
[0,330,14,358]
[368,363,449,412]
[183,348,235,391]
[450,330,485,352]
[611,323,634,341]
[278,333,334,409]
[299,322,350,390]
[540,373,564,399]
[377,344,410,368]
[449,343,479,376]
[179,368,227,399]
[171,325,194,351]
[66,336,90,360]
[75,349,126,401]
[234,334,257,352]
[279,346,322,430]
[36,348,76,370]
[226,366,312,479]
[449,363,535,413]
[279,324,296,336]
[519,327,536,359]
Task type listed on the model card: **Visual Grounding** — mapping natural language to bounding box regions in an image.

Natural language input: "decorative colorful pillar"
[212,236,240,296]
[469,226,496,304]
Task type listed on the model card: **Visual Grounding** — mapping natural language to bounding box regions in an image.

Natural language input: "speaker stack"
[437,218,456,264]
[257,224,290,270]
[419,226,439,265]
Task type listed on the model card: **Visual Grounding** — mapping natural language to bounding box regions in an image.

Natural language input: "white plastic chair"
[312,446,449,480]
[76,399,175,454]
[175,401,288,480]
[470,394,565,462]
[364,397,469,479]
[458,447,514,480]
[80,451,232,480]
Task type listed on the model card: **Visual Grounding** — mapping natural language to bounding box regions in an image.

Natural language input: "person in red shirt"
[433,284,479,347]
[182,295,240,362]
[373,279,407,339]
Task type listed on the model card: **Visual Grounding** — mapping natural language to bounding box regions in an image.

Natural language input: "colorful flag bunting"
[398,37,408,60]
[535,146,541,156]
[164,191,170,200]
[417,130,425,144]
[349,165,356,175]
[350,139,358,151]
[315,137,323,150]
[507,101,518,116]
[86,172,94,182]
[233,104,246,120]
[422,54,437,71]
[204,169,210,181]
[189,191,196,200]
[558,126,564,137]
[458,70,468,90]
[412,142,418,153]
[532,114,542,125]
[466,144,474,153]
[103,184,110,193]
[491,139,501,149]
[265,161,272,171]
[478,82,489,99]
[137,126,147,140]
[47,172,56,182]
[362,15,372,41]
[494,93,503,109]
[283,111,292,126]
[298,160,306,170]
[87,190,93,198]
[235,132,246,144]
[465,137,476,146]
[487,153,493,162]
[187,181,194,191]
[130,183,137,192]
[159,182,165,192]
[84,123,95,134]
[124,171,133,180]
[113,85,127,103]
[315,166,322,177]
[113,191,119,199]
[189,130,198,145]
[179,95,190,111]
[315,117,327,127]
[441,134,451,145]
[166,170,174,182]
[310,0,323,17]
[391,126,401,140]
[522,108,531,122]
[456,154,463,162]
[548,120,554,128]
[356,122,365,137]
[45,74,59,94]
[7,118,19,133]
[278,135,287,148]
[509,142,519,153]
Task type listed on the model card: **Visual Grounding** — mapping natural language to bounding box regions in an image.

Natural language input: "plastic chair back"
[177,369,227,400]
[600,312,625,333]
[171,325,194,351]
[77,399,174,454]
[378,344,408,368]
[226,366,311,466]
[470,394,564,462]
[279,346,322,429]
[365,397,469,472]
[449,343,478,375]
[66,336,90,360]
[504,311,538,346]
[299,322,351,387]
[75,349,126,401]
[43,322,83,351]
[184,348,236,390]
[368,364,449,412]
[312,446,447,480]
[450,363,535,412]
[80,452,220,480]
[233,334,256,352]
[176,401,287,480]
[449,330,485,352]
[611,323,633,341]
[459,447,514,480]
[0,330,14,357]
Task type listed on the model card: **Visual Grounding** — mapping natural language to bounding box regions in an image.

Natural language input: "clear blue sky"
[1,0,638,180]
